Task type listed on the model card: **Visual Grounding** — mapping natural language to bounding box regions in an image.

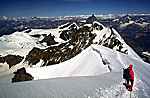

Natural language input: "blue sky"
[0,0,150,16]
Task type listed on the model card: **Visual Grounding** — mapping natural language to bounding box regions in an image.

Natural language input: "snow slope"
[0,44,150,98]
[0,28,63,56]
[0,72,124,98]
[0,31,41,56]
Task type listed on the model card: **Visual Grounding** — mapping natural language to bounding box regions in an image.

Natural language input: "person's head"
[129,64,133,69]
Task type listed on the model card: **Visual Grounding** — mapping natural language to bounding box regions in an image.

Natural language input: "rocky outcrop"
[0,55,24,68]
[92,21,103,30]
[30,34,41,38]
[99,27,127,54]
[59,30,70,41]
[12,67,34,83]
[40,33,58,46]
[0,56,5,63]
[24,29,32,33]
[25,47,42,65]
[5,55,24,68]
[59,23,71,29]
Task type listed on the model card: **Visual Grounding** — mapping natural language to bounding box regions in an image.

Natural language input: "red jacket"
[129,64,134,80]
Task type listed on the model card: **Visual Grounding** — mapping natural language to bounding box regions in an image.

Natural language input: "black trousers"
[127,79,134,87]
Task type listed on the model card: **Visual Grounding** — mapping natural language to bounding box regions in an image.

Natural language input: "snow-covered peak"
[93,21,105,28]
[120,21,135,28]
[59,22,79,30]
[87,21,141,60]
[58,22,70,29]
[83,21,104,28]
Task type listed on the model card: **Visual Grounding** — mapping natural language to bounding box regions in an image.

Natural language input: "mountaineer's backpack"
[123,68,130,80]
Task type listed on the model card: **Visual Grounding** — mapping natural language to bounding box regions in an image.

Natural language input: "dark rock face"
[12,67,34,83]
[40,33,58,46]
[92,22,103,30]
[86,14,98,24]
[59,23,79,41]
[141,53,150,63]
[24,29,32,33]
[0,55,24,68]
[25,47,42,65]
[30,34,41,38]
[5,55,24,68]
[59,23,71,29]
[100,27,128,54]
[0,56,5,63]
[60,30,70,41]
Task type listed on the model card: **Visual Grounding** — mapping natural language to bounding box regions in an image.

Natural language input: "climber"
[123,64,134,91]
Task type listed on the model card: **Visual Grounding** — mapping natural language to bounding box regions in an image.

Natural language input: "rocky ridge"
[24,20,128,67]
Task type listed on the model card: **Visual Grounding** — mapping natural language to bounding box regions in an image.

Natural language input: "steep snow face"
[25,45,145,80]
[59,22,79,30]
[90,22,141,60]
[93,21,105,29]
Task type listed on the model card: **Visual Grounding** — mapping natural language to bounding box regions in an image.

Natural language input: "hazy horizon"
[1,0,150,17]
